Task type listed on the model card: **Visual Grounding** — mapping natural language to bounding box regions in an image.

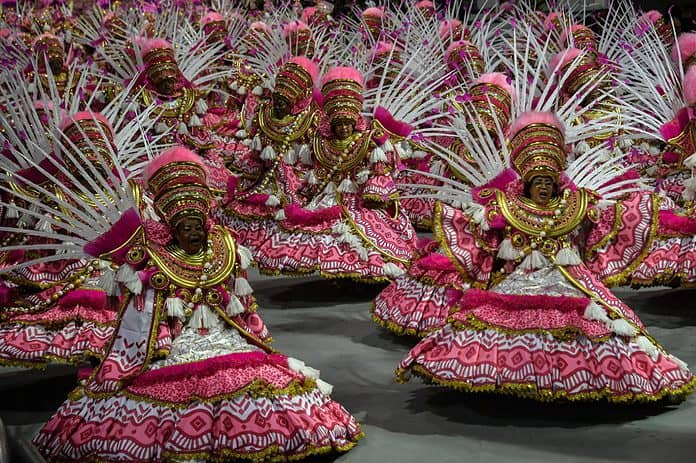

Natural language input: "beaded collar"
[148,225,236,289]
[312,129,371,173]
[257,100,314,144]
[142,87,196,119]
[497,188,588,238]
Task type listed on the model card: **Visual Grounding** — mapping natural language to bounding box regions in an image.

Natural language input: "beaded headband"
[509,113,567,183]
[145,147,211,228]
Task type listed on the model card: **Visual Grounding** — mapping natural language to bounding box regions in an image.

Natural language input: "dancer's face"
[174,216,207,254]
[332,120,354,140]
[272,93,293,118]
[528,175,555,206]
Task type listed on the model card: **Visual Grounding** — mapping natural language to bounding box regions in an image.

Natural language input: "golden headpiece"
[509,112,567,182]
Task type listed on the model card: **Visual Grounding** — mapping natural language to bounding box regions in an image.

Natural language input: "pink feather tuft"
[139,38,173,57]
[302,7,318,23]
[644,10,663,24]
[282,20,310,37]
[471,168,518,203]
[549,48,583,74]
[201,12,225,25]
[659,210,696,235]
[59,111,114,133]
[84,208,142,258]
[374,106,413,137]
[288,55,319,84]
[674,33,696,63]
[284,203,341,225]
[438,19,462,39]
[683,66,696,106]
[445,40,471,58]
[362,6,384,18]
[321,66,364,87]
[373,40,395,56]
[475,72,514,96]
[143,146,206,183]
[418,252,456,271]
[250,21,270,33]
[415,0,434,8]
[509,111,565,139]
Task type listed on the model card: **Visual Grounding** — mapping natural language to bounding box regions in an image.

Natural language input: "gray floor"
[1,269,695,462]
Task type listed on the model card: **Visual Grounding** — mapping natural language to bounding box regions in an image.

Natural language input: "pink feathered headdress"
[144,146,212,227]
[561,24,597,51]
[549,48,583,74]
[321,66,366,128]
[59,111,113,134]
[508,111,567,182]
[139,37,173,59]
[275,56,319,114]
[469,73,514,131]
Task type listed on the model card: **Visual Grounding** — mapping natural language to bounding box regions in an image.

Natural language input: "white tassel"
[251,135,262,151]
[96,261,118,296]
[189,114,202,127]
[619,137,633,148]
[316,378,334,395]
[5,202,19,219]
[467,204,488,230]
[287,357,306,373]
[574,141,590,154]
[583,301,611,323]
[241,139,252,146]
[382,139,394,152]
[36,214,53,232]
[497,238,521,260]
[260,145,276,160]
[635,336,659,361]
[252,85,263,96]
[275,209,286,220]
[297,144,312,165]
[684,154,696,169]
[94,90,106,103]
[189,304,217,329]
[177,122,189,135]
[165,296,186,319]
[337,178,358,193]
[356,169,370,184]
[412,150,428,159]
[265,195,280,206]
[235,129,248,139]
[237,86,247,95]
[234,277,253,296]
[226,295,246,316]
[155,122,168,134]
[370,146,388,163]
[520,250,549,271]
[609,318,638,337]
[237,245,253,270]
[306,170,318,185]
[383,262,405,278]
[195,99,208,114]
[430,160,445,176]
[596,149,611,162]
[229,80,239,91]
[554,247,582,266]
[332,222,350,235]
[283,148,297,164]
[116,264,142,295]
[683,176,696,191]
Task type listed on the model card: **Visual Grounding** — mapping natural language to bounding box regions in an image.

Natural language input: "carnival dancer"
[225,56,320,222]
[393,110,695,403]
[29,146,363,462]
[218,65,419,282]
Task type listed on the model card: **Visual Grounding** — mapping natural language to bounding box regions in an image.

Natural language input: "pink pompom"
[321,66,364,88]
[59,111,114,133]
[684,67,696,106]
[139,38,173,57]
[475,72,513,95]
[362,6,384,18]
[509,111,565,139]
[282,20,310,37]
[201,12,225,26]
[288,55,319,84]
[643,10,663,25]
[143,145,206,183]
[549,48,583,74]
[675,33,696,64]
